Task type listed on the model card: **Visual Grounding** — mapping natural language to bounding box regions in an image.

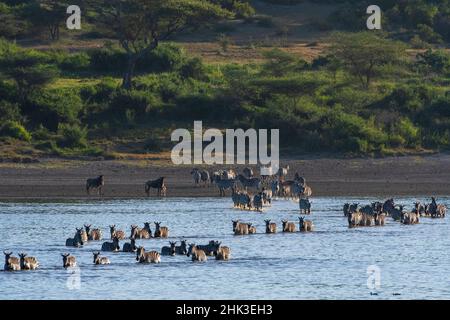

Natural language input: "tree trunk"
[120,41,158,90]
[122,55,138,90]
[49,24,59,41]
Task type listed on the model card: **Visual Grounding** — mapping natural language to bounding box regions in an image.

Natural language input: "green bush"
[417,49,450,74]
[108,89,161,122]
[0,100,21,122]
[375,85,433,115]
[57,123,88,148]
[88,47,127,73]
[392,118,420,148]
[324,111,387,153]
[60,52,91,72]
[28,88,83,131]
[179,57,208,80]
[417,24,443,43]
[0,121,31,141]
[80,77,118,103]
[88,43,186,75]
[138,43,186,73]
[232,1,255,18]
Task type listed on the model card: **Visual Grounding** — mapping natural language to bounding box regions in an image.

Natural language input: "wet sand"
[0,155,449,201]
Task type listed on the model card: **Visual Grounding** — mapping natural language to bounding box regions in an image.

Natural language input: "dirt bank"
[0,155,449,201]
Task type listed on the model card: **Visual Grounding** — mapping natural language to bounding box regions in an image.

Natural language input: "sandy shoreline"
[0,154,449,201]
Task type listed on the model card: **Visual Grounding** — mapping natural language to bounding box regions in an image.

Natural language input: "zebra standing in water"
[86,175,104,196]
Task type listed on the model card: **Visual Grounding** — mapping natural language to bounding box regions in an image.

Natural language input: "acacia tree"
[90,0,233,89]
[329,32,406,89]
[23,0,71,41]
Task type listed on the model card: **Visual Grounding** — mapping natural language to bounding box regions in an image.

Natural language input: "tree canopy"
[90,0,233,88]
[329,32,406,88]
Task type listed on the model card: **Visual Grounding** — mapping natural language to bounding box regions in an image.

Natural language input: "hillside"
[0,0,449,162]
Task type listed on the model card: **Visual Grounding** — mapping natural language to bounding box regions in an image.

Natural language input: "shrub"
[60,52,90,72]
[417,49,450,74]
[80,77,118,103]
[88,43,186,75]
[179,58,208,80]
[137,43,186,73]
[324,111,387,153]
[57,123,88,148]
[0,100,21,122]
[392,118,421,148]
[108,89,161,122]
[232,1,255,18]
[417,24,443,44]
[0,121,31,141]
[27,88,83,131]
[88,47,127,73]
[375,85,433,115]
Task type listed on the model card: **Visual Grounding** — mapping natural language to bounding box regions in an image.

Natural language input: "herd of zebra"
[345,197,446,228]
[3,164,448,272]
[4,221,231,271]
[191,166,313,213]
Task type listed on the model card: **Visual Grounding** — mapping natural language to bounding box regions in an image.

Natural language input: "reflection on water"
[0,196,449,300]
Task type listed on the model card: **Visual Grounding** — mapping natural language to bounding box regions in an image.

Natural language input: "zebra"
[86,175,104,195]
[145,177,166,197]
[221,169,236,180]
[65,228,84,247]
[4,251,20,271]
[237,174,261,191]
[191,169,202,186]
[61,253,76,268]
[18,253,39,270]
[93,252,110,265]
[276,165,290,180]
[242,167,254,178]
[261,188,272,206]
[271,180,280,198]
[215,178,236,197]
[200,170,210,187]
[252,192,263,212]
[299,198,311,214]
[136,247,160,263]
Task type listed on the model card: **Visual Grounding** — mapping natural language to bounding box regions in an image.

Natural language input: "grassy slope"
[3,1,449,161]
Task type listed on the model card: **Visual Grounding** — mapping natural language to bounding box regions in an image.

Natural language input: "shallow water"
[0,196,449,300]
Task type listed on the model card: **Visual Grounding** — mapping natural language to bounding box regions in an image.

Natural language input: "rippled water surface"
[0,197,449,300]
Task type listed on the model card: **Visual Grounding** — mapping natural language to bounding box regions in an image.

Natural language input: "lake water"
[0,196,449,300]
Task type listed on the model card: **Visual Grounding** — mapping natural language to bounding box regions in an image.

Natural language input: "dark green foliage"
[27,88,83,131]
[179,57,208,80]
[0,40,58,101]
[88,44,187,75]
[0,100,21,122]
[0,24,449,156]
[107,89,161,123]
[417,49,450,74]
[57,123,87,148]
[211,0,255,18]
[60,52,91,72]
[0,120,31,141]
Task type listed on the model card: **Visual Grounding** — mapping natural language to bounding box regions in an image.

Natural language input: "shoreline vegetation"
[0,1,449,163]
